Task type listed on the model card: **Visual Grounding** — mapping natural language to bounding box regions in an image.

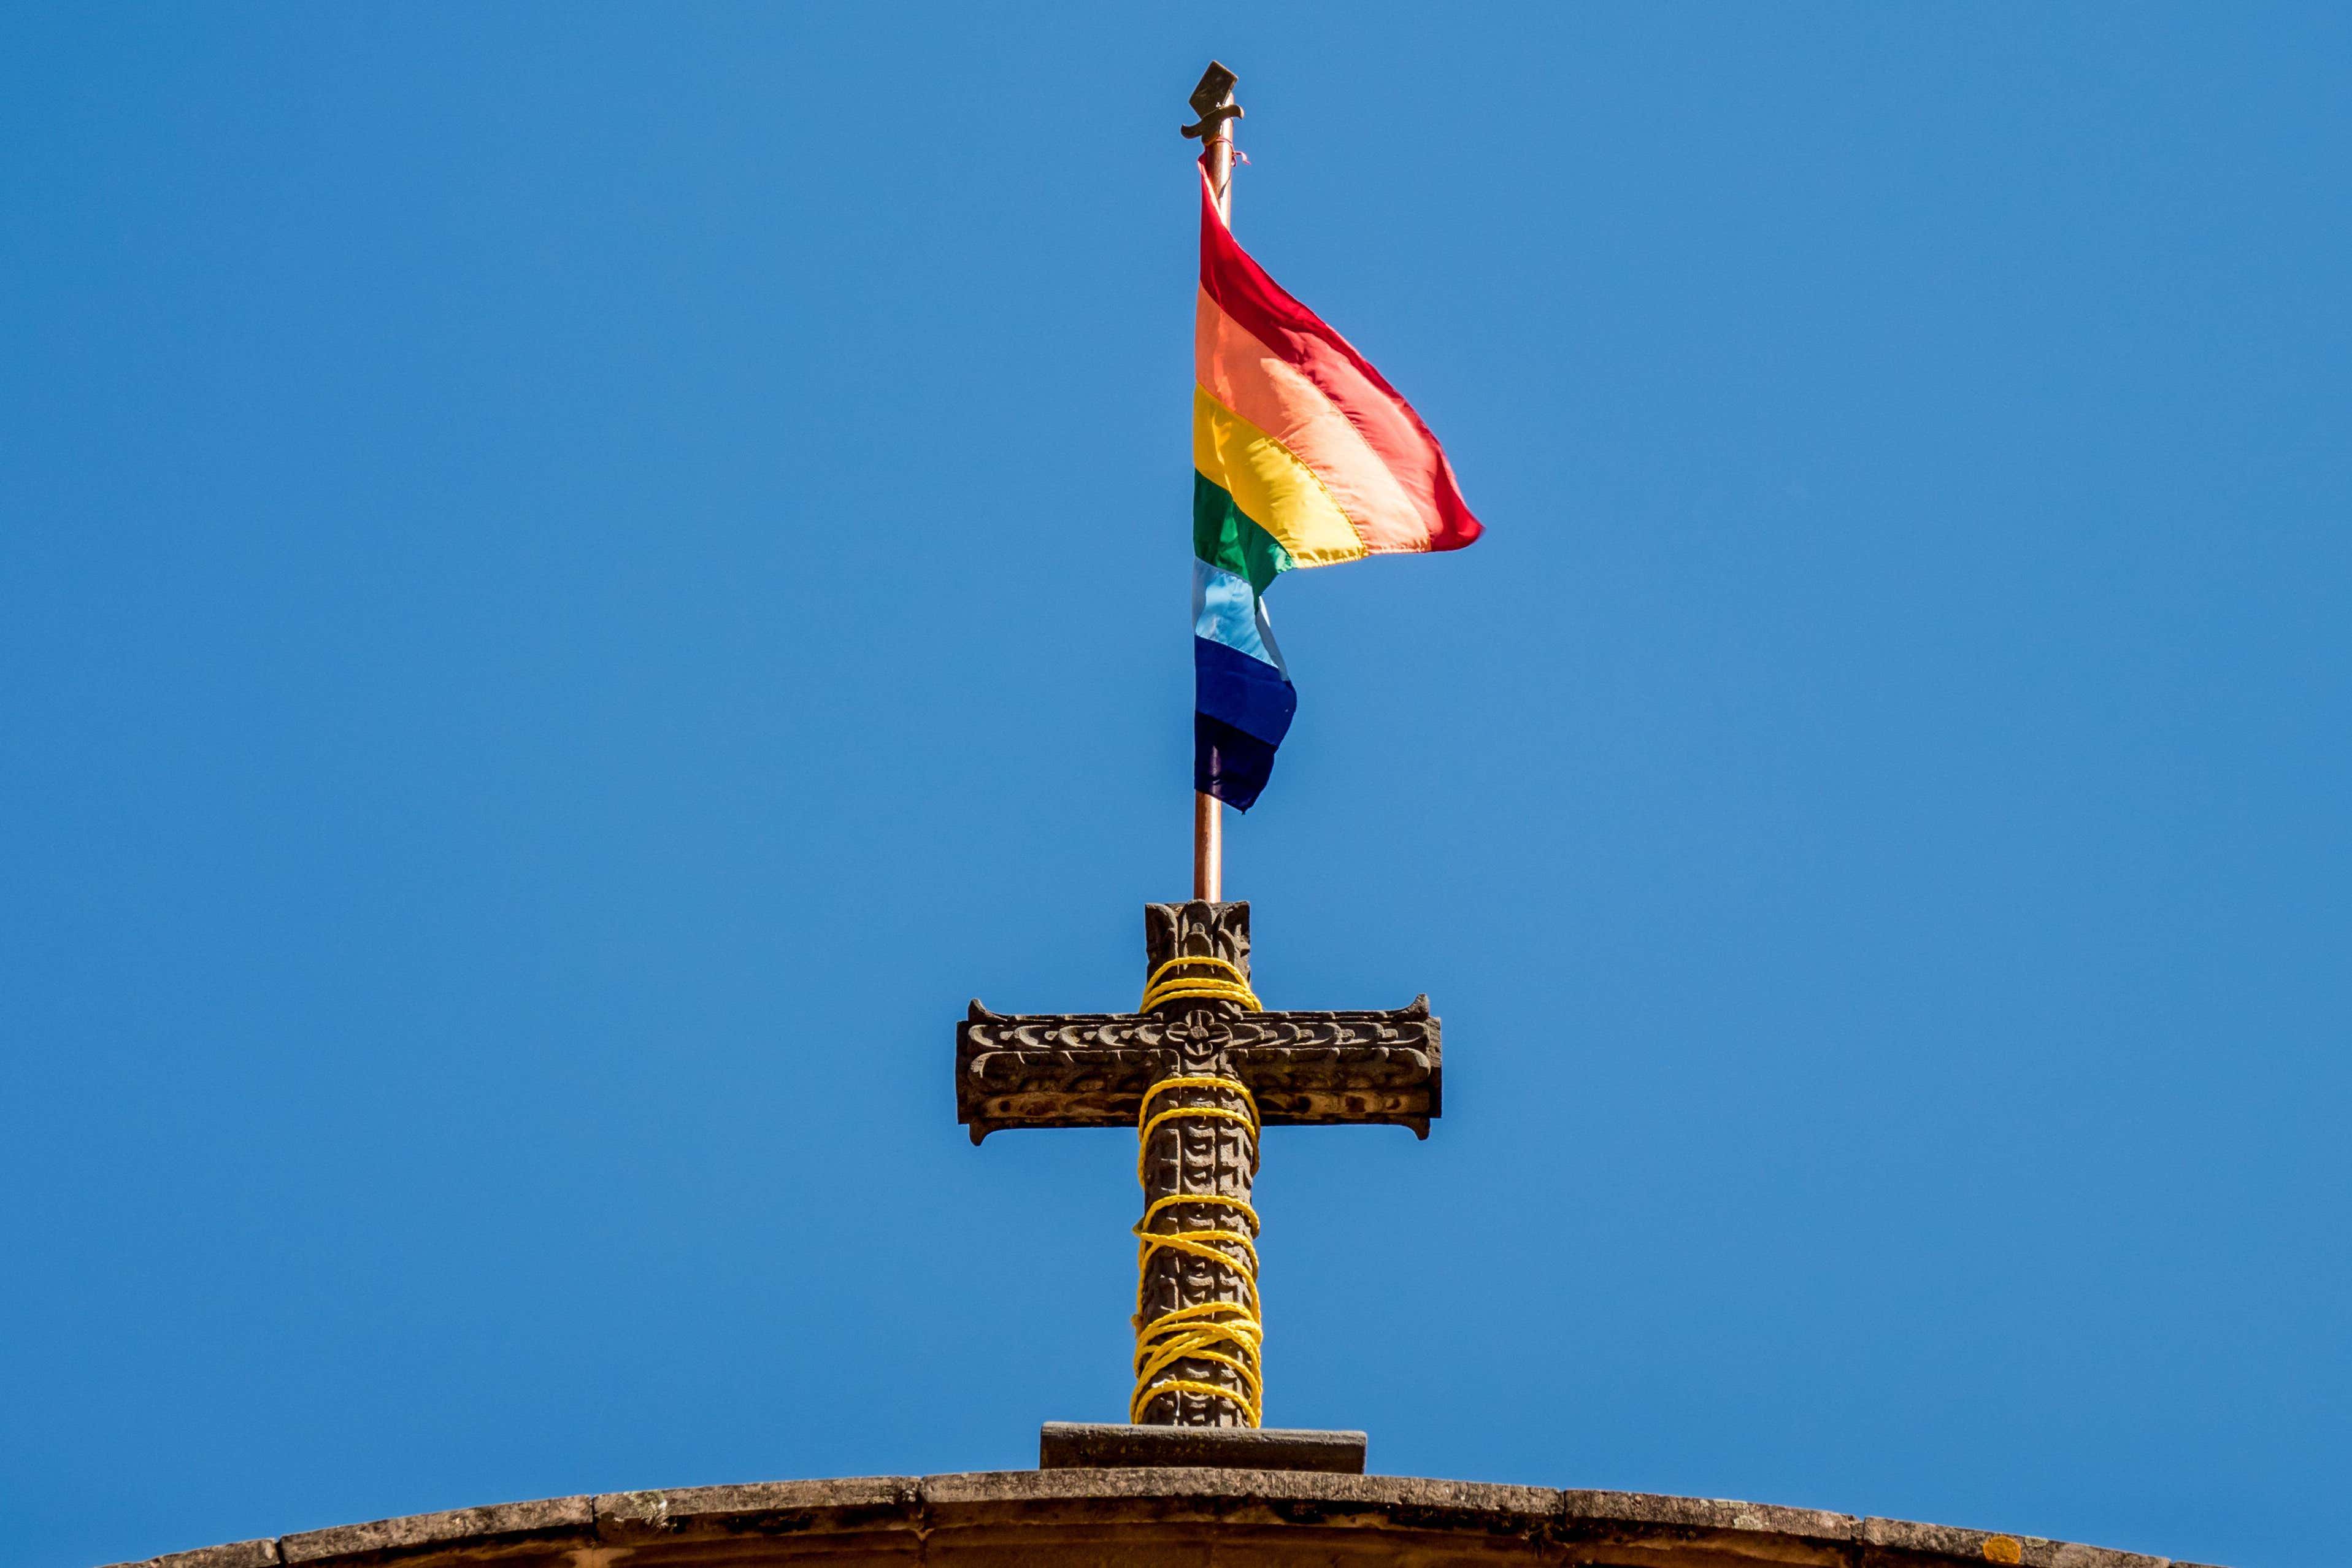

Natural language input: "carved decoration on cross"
[955,900,1441,1428]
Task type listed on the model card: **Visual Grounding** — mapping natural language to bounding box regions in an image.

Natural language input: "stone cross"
[955,900,1440,1428]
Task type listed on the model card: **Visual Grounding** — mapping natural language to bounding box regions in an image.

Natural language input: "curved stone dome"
[103,1471,2215,1568]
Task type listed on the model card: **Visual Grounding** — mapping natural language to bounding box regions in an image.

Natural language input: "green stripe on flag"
[1193,472,1294,593]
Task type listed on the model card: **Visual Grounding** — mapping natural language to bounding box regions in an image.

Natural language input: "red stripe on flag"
[1197,166,1483,553]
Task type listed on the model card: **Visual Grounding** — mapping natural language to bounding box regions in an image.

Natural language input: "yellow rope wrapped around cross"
[1131,955,1264,1427]
[1139,954,1261,1013]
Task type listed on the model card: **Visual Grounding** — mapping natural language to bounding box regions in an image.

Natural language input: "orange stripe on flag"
[1196,290,1431,556]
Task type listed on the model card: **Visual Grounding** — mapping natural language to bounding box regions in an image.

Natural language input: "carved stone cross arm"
[955,1000,1443,1142]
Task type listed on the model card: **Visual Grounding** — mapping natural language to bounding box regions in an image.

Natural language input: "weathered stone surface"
[1041,1422,1366,1472]
[99,1542,280,1568]
[1862,1516,2169,1568]
[596,1478,924,1542]
[915,1469,1561,1568]
[279,1497,593,1565]
[1558,1489,1856,1567]
[94,1473,2215,1568]
[1132,900,1261,1426]
[953,899,1442,1145]
[957,1001,1441,1140]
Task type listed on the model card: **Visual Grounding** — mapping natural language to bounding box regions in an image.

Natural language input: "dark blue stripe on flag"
[1194,634,1296,747]
[1196,713,1280,812]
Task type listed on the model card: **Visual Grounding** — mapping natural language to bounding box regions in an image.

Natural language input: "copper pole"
[1199,95,1236,219]
[1193,789,1223,902]
[1186,62,1240,902]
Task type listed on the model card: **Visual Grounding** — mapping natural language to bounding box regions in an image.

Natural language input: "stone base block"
[1038,1422,1367,1473]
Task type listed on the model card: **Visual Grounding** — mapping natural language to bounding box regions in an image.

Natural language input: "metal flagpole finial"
[1182,61,1243,225]
[1180,61,1241,140]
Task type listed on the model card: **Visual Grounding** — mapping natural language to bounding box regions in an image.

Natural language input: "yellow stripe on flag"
[1193,387,1367,570]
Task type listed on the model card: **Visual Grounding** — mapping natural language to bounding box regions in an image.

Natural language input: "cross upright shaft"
[955,901,1442,1427]
[1135,901,1259,1425]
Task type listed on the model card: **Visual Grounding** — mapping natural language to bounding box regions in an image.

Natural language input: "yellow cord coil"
[1132,1074,1264,1426]
[1138,950,1270,1429]
[1129,954,1266,1429]
[1140,955,1261,1013]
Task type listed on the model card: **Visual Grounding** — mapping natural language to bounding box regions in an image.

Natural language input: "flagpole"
[1186,61,1240,902]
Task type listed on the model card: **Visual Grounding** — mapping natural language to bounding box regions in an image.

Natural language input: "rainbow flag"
[1192,167,1484,810]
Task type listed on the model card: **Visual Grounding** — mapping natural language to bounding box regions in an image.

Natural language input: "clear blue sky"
[5,7,2345,1567]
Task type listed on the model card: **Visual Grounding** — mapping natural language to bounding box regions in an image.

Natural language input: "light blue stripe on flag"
[1191,559,1289,675]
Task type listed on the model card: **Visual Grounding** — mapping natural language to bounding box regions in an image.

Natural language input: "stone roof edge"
[95,1471,2230,1568]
